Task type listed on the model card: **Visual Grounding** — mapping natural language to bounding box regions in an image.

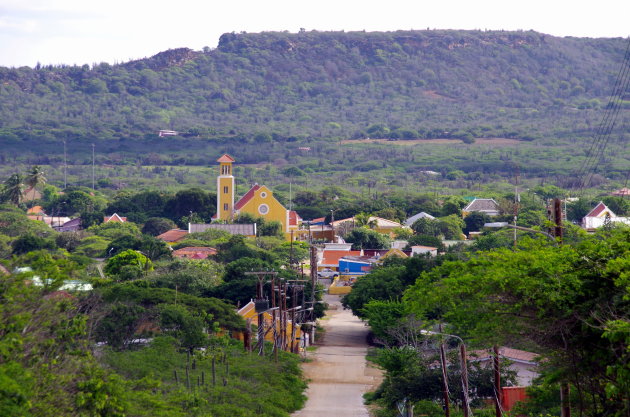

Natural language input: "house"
[332,216,406,237]
[56,217,82,232]
[28,215,70,228]
[103,213,127,223]
[173,247,217,259]
[404,211,436,227]
[157,229,189,245]
[462,198,501,217]
[189,223,256,238]
[411,245,439,257]
[581,201,630,230]
[27,205,45,215]
[318,249,362,272]
[339,256,374,277]
[236,300,305,351]
[213,154,301,241]
[469,347,540,386]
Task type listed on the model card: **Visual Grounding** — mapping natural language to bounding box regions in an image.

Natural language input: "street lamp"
[421,329,471,417]
[483,222,558,245]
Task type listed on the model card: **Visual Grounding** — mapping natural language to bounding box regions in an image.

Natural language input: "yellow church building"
[214,154,301,240]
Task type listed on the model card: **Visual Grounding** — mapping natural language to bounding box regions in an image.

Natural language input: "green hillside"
[0,30,628,144]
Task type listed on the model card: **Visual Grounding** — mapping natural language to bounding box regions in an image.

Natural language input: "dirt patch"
[340,137,522,146]
[423,90,456,101]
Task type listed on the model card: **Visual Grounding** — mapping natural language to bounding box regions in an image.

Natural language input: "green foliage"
[142,217,177,236]
[150,258,223,296]
[403,229,630,415]
[345,228,390,250]
[104,249,152,278]
[89,221,141,240]
[2,173,24,206]
[463,211,491,234]
[12,233,56,254]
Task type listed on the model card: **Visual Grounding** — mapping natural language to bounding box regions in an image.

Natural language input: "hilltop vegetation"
[0,30,628,144]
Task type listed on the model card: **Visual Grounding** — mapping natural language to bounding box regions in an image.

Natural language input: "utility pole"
[309,245,318,343]
[513,167,520,247]
[92,143,95,190]
[245,271,277,356]
[494,345,502,417]
[552,199,571,417]
[438,324,451,417]
[460,343,470,417]
[63,139,67,189]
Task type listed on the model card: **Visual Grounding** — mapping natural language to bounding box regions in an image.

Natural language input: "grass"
[102,336,307,417]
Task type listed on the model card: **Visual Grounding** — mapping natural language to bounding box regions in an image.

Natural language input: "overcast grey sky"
[1,0,628,68]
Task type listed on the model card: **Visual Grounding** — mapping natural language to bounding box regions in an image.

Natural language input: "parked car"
[317,268,338,278]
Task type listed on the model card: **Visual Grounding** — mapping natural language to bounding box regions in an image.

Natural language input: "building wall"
[239,185,288,233]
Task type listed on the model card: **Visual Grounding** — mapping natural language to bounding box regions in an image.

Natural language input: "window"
[223,203,228,211]
[223,186,229,194]
[258,204,269,215]
[260,191,267,198]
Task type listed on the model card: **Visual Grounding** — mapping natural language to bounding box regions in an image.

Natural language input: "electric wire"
[574,38,630,194]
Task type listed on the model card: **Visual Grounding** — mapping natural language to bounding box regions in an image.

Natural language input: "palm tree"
[25,165,46,202]
[3,173,24,206]
[354,212,377,229]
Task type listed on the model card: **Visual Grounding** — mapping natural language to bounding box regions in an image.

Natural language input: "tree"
[436,214,464,240]
[2,174,24,206]
[411,217,440,236]
[104,249,152,279]
[354,212,377,228]
[344,228,390,250]
[12,233,56,255]
[141,217,176,236]
[24,166,47,199]
[441,196,466,217]
[404,229,630,416]
[463,211,490,234]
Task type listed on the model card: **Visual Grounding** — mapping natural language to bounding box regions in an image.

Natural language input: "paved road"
[293,294,382,417]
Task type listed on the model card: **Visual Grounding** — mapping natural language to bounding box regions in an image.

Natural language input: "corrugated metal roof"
[189,223,256,236]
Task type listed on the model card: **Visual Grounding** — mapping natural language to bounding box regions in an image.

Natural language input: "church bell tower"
[216,154,235,221]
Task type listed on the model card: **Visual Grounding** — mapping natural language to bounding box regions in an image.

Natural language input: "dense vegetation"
[0,197,316,416]
[343,227,630,417]
[1,30,627,144]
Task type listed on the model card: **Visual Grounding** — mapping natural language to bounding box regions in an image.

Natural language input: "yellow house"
[214,154,301,241]
[236,301,303,351]
[332,216,407,238]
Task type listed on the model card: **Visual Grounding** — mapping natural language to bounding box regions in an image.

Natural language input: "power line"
[574,37,630,194]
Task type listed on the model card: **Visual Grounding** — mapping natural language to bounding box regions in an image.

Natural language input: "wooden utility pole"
[460,343,469,417]
[244,271,277,356]
[309,246,318,343]
[494,345,502,417]
[552,199,570,417]
[438,325,451,417]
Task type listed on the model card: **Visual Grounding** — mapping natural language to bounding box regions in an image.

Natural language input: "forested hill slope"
[0,30,627,144]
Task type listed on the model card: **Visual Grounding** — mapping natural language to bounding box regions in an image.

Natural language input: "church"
[214,154,301,240]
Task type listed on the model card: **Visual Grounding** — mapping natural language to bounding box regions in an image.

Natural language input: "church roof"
[235,184,261,210]
[585,201,615,218]
[289,210,301,226]
[216,154,235,163]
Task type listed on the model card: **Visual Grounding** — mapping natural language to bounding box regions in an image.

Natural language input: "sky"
[0,0,629,68]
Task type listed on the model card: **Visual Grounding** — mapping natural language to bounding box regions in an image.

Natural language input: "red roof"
[235,184,260,210]
[289,210,301,226]
[217,154,235,163]
[157,229,189,242]
[321,250,362,267]
[585,202,609,218]
[173,246,217,259]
